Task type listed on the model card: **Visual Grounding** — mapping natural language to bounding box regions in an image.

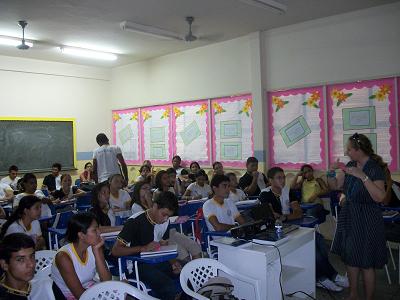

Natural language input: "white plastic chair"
[35,250,56,278]
[180,258,261,300]
[79,281,159,300]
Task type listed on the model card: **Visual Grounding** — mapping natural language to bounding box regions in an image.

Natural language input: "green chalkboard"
[0,119,76,174]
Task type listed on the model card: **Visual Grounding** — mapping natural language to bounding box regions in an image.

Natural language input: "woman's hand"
[345,166,365,179]
[159,239,168,246]
[339,194,346,206]
[170,260,182,275]
[92,238,105,255]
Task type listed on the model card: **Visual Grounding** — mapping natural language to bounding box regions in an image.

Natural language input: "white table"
[211,227,315,300]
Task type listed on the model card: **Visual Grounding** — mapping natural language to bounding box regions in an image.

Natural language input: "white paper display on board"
[268,87,326,169]
[211,94,254,168]
[112,109,140,164]
[327,78,397,170]
[141,105,171,163]
[172,101,210,164]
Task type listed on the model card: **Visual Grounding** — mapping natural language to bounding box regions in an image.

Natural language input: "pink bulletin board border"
[211,94,254,168]
[327,77,398,171]
[397,77,400,171]
[267,86,326,170]
[171,100,211,167]
[139,104,173,165]
[112,108,141,165]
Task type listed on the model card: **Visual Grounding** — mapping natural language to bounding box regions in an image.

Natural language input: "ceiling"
[0,0,398,67]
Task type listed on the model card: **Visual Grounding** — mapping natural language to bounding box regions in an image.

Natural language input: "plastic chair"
[180,258,260,300]
[48,210,76,250]
[75,192,92,211]
[80,281,158,300]
[35,250,56,275]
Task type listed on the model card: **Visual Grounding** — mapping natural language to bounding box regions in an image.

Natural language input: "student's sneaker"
[334,274,349,288]
[316,278,343,292]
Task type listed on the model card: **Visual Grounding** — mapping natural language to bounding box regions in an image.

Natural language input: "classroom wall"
[0,55,111,180]
[263,2,400,90]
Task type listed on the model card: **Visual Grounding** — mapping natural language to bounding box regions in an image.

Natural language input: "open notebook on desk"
[140,244,178,257]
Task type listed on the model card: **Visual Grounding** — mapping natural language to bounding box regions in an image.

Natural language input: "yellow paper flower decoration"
[213,102,226,114]
[331,89,352,107]
[369,84,391,101]
[196,104,208,116]
[239,99,252,116]
[272,96,289,112]
[161,108,170,119]
[302,91,320,108]
[112,112,121,122]
[173,107,184,118]
[142,110,151,122]
[130,111,138,121]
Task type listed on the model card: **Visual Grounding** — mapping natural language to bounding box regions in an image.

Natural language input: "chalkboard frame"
[0,117,77,175]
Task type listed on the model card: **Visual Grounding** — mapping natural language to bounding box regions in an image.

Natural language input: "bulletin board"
[140,105,173,165]
[112,109,141,165]
[171,100,211,165]
[268,87,326,169]
[327,77,398,171]
[211,94,254,168]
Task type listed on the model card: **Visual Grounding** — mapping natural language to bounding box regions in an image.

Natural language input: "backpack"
[197,276,239,300]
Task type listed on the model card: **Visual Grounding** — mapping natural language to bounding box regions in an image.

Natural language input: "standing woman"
[328,133,386,300]
[51,212,111,299]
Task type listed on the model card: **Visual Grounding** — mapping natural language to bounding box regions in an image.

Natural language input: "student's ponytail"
[0,195,41,239]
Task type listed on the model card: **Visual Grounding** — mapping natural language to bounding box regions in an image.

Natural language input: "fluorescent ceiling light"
[238,0,287,14]
[60,46,117,61]
[0,36,33,47]
[120,21,182,41]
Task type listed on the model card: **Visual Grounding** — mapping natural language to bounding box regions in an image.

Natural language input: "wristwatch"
[362,175,369,183]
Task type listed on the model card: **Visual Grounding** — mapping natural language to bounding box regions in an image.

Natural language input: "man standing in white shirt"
[0,165,20,191]
[203,174,246,232]
[93,133,129,184]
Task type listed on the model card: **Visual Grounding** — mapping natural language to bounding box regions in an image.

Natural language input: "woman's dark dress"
[331,159,387,268]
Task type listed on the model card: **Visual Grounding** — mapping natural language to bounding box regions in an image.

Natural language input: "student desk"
[211,227,315,300]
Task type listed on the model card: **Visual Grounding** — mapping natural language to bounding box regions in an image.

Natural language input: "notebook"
[235,199,259,206]
[140,244,178,257]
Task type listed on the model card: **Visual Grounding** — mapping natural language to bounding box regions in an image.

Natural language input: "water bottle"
[275,219,283,240]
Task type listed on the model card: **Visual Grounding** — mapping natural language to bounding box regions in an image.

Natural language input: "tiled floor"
[314,244,400,300]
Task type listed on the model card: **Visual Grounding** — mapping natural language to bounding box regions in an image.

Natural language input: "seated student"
[179,169,193,192]
[1,196,46,250]
[42,163,62,193]
[131,180,153,215]
[212,161,224,176]
[79,162,94,184]
[89,181,122,233]
[112,191,182,300]
[53,174,86,201]
[257,167,348,292]
[203,174,246,231]
[1,165,21,191]
[226,172,247,203]
[291,164,329,222]
[0,181,14,202]
[172,155,184,176]
[131,188,201,263]
[51,212,111,299]
[136,164,151,182]
[0,233,54,300]
[182,170,212,200]
[108,174,131,212]
[239,157,268,197]
[153,170,173,196]
[14,173,52,217]
[259,167,303,221]
[189,161,201,182]
[166,168,181,196]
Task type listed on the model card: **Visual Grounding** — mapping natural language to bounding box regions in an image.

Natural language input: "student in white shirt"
[109,174,132,212]
[203,175,246,232]
[212,161,224,176]
[131,180,153,215]
[1,196,45,250]
[153,170,178,201]
[92,133,128,183]
[183,170,212,200]
[0,182,13,202]
[0,165,21,191]
[226,172,247,203]
[51,212,111,299]
[172,155,184,176]
[14,173,52,217]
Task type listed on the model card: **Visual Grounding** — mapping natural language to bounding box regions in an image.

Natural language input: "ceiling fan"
[17,20,30,50]
[121,16,199,42]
